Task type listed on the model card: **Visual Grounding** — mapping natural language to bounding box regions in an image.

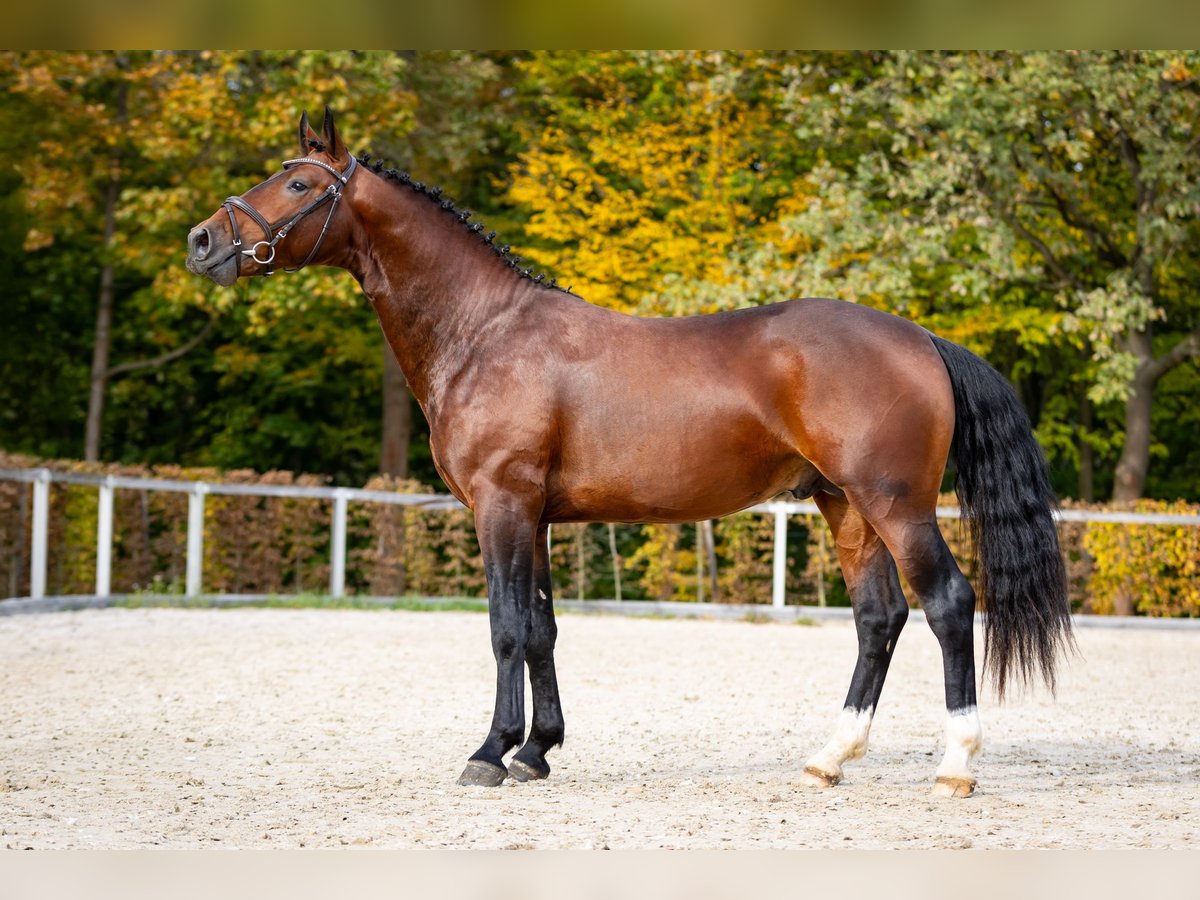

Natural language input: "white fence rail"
[1,467,461,601]
[3,466,1199,607]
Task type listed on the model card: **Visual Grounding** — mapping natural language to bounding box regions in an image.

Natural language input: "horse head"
[186,107,358,286]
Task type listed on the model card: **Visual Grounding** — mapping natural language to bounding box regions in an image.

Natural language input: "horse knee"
[492,626,527,663]
[526,616,557,663]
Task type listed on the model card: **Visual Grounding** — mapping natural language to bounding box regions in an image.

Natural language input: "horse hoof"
[800,765,841,788]
[932,775,976,798]
[507,759,549,782]
[458,760,508,787]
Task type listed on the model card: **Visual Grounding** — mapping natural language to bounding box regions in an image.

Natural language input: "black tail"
[930,335,1074,698]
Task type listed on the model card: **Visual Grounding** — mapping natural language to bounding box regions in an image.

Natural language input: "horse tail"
[929,334,1074,698]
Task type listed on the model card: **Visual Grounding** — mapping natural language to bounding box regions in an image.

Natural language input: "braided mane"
[356,152,570,293]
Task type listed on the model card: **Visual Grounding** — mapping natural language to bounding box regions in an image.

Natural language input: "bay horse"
[186,109,1073,798]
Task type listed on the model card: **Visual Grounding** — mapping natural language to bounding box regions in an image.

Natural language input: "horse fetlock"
[497,725,526,751]
[525,722,565,750]
[934,708,982,797]
[805,706,874,782]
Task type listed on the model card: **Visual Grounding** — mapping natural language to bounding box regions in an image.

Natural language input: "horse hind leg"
[800,494,909,788]
[868,509,982,798]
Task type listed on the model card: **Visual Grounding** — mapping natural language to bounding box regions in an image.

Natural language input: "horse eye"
[289,180,308,192]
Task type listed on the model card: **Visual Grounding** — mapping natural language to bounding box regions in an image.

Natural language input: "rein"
[221,154,358,276]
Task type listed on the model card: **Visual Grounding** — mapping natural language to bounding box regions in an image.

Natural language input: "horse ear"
[322,105,346,162]
[299,110,322,155]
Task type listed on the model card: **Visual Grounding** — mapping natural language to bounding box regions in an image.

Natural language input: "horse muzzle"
[186,224,239,287]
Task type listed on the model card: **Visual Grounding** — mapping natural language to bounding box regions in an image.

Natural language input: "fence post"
[772,504,787,608]
[330,488,349,598]
[186,483,207,597]
[29,469,50,599]
[95,476,114,597]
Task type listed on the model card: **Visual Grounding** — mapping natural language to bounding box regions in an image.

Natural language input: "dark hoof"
[507,758,550,782]
[458,760,508,787]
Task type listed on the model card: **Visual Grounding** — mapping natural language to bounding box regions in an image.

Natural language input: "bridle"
[221,154,358,276]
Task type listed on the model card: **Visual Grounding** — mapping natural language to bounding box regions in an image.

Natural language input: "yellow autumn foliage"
[1083,501,1200,616]
[507,51,791,313]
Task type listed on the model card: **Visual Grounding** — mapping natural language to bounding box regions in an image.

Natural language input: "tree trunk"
[380,336,411,479]
[576,525,586,600]
[379,336,412,597]
[607,522,622,602]
[83,68,128,463]
[1112,374,1153,503]
[1112,368,1155,503]
[1112,326,1159,504]
[1109,318,1200,501]
[84,175,119,462]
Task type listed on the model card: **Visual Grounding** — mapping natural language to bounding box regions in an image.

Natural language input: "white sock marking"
[936,707,983,781]
[806,706,875,776]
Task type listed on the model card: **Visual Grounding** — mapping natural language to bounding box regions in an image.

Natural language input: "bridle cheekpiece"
[221,154,358,276]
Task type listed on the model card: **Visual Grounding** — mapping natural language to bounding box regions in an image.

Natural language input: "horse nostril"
[190,227,211,260]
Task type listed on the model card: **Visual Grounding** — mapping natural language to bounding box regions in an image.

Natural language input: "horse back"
[528,297,953,523]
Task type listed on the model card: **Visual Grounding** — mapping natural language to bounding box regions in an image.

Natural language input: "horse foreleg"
[458,489,543,787]
[508,524,565,781]
[802,495,909,788]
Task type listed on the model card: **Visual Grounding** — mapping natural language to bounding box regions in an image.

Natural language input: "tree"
[777,51,1200,501]
[2,51,414,471]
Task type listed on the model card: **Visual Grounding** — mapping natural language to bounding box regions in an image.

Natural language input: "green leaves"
[778,51,1200,498]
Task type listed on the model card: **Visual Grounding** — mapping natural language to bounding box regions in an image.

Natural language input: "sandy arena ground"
[1,607,1197,849]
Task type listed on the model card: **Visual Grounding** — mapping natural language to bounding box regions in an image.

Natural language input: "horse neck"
[340,176,539,411]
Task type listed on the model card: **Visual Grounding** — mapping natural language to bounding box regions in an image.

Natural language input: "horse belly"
[546,413,807,524]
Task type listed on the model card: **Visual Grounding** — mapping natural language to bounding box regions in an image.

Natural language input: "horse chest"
[427,431,471,507]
